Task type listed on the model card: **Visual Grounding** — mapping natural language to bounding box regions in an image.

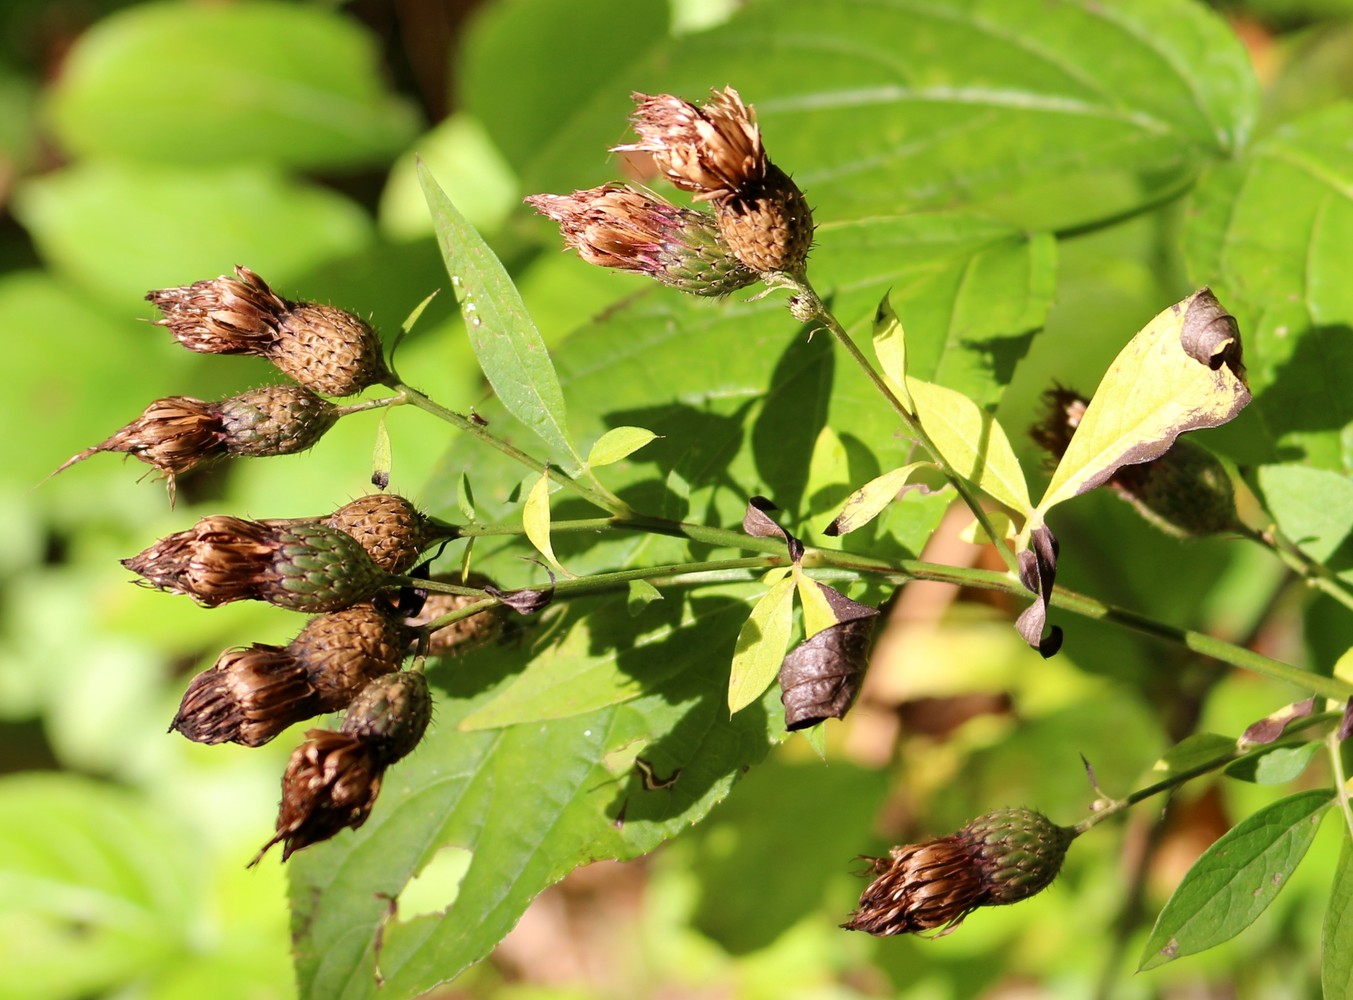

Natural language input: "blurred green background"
[4,1,1353,998]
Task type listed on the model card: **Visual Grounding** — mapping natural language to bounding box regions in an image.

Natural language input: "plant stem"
[791,280,1020,575]
[1073,712,1339,835]
[1237,523,1353,614]
[386,380,631,516]
[1327,720,1353,843]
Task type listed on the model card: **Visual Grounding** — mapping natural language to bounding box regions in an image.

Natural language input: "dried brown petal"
[172,644,318,748]
[252,729,384,863]
[526,184,757,296]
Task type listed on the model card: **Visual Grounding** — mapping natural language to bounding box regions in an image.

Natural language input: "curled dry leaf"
[780,582,880,730]
[1014,524,1062,658]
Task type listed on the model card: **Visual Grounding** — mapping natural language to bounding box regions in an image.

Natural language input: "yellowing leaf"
[587,426,659,468]
[794,566,837,639]
[872,293,912,412]
[1038,289,1250,514]
[523,470,564,574]
[727,576,797,715]
[824,463,925,537]
[906,377,1032,515]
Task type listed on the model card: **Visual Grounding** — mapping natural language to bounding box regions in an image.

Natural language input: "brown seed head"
[526,184,757,297]
[253,729,385,863]
[1030,386,1089,464]
[324,494,440,574]
[614,88,766,202]
[716,162,813,277]
[123,515,391,612]
[407,585,515,656]
[844,807,1072,936]
[146,266,389,396]
[288,604,411,705]
[341,670,432,765]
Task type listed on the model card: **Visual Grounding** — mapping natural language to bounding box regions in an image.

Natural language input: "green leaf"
[47,2,418,169]
[1038,289,1250,515]
[871,293,912,410]
[907,377,1032,515]
[455,473,476,524]
[1152,732,1236,781]
[1186,105,1353,470]
[1254,465,1353,585]
[627,579,663,617]
[823,464,926,537]
[0,774,198,1000]
[1325,836,1353,1000]
[1224,743,1320,785]
[1139,788,1334,970]
[370,413,392,490]
[288,592,780,998]
[12,163,372,304]
[529,0,1258,232]
[588,426,660,468]
[727,577,797,715]
[795,569,837,640]
[419,163,584,472]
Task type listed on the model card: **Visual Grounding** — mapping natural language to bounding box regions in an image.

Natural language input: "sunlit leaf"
[1038,289,1250,515]
[522,471,562,574]
[727,577,798,715]
[795,570,838,640]
[1224,743,1320,785]
[588,426,659,468]
[1139,788,1333,970]
[1152,732,1236,780]
[907,377,1032,515]
[419,164,583,472]
[370,413,391,491]
[823,464,926,538]
[872,293,912,411]
[627,579,663,617]
[1325,838,1353,1000]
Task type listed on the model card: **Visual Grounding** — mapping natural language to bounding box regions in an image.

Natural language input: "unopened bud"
[844,807,1073,936]
[1031,386,1238,537]
[613,87,813,279]
[526,184,756,297]
[340,671,432,765]
[123,515,390,612]
[324,494,445,574]
[147,267,389,396]
[172,604,412,747]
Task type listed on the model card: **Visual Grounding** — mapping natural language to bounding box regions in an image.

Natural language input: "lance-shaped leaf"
[872,293,912,412]
[907,376,1032,516]
[780,583,880,730]
[419,163,584,472]
[1038,289,1249,515]
[823,463,926,537]
[1238,697,1316,748]
[587,426,659,468]
[1325,840,1353,1000]
[522,470,566,575]
[1014,523,1062,658]
[728,576,798,715]
[1139,788,1333,971]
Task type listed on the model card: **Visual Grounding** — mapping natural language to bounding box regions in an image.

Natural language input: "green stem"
[792,281,1019,575]
[387,380,630,516]
[334,395,404,416]
[1327,720,1353,843]
[1238,523,1353,614]
[1074,712,1339,835]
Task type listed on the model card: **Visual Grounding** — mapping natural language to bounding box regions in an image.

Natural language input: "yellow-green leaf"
[588,426,659,468]
[522,470,563,573]
[907,376,1032,515]
[727,576,797,715]
[794,567,837,639]
[370,411,391,490]
[872,292,912,412]
[824,463,925,537]
[1038,289,1250,514]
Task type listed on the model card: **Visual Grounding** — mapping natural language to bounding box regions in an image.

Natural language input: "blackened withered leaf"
[780,597,880,730]
[1014,524,1062,658]
[1180,289,1244,377]
[485,571,555,615]
[1340,698,1353,743]
[1238,697,1316,748]
[743,495,804,562]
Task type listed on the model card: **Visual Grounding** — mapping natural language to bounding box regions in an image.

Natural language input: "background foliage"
[5,0,1353,997]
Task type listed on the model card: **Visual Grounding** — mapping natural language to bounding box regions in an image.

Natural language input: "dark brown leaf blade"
[743,495,804,562]
[780,602,880,730]
[1014,524,1062,658]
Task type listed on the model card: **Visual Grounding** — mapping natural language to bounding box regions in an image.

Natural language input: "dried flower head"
[123,515,390,612]
[844,807,1074,936]
[172,604,412,747]
[54,385,340,503]
[526,184,757,296]
[252,671,431,862]
[1031,386,1238,537]
[612,87,813,278]
[147,267,389,396]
